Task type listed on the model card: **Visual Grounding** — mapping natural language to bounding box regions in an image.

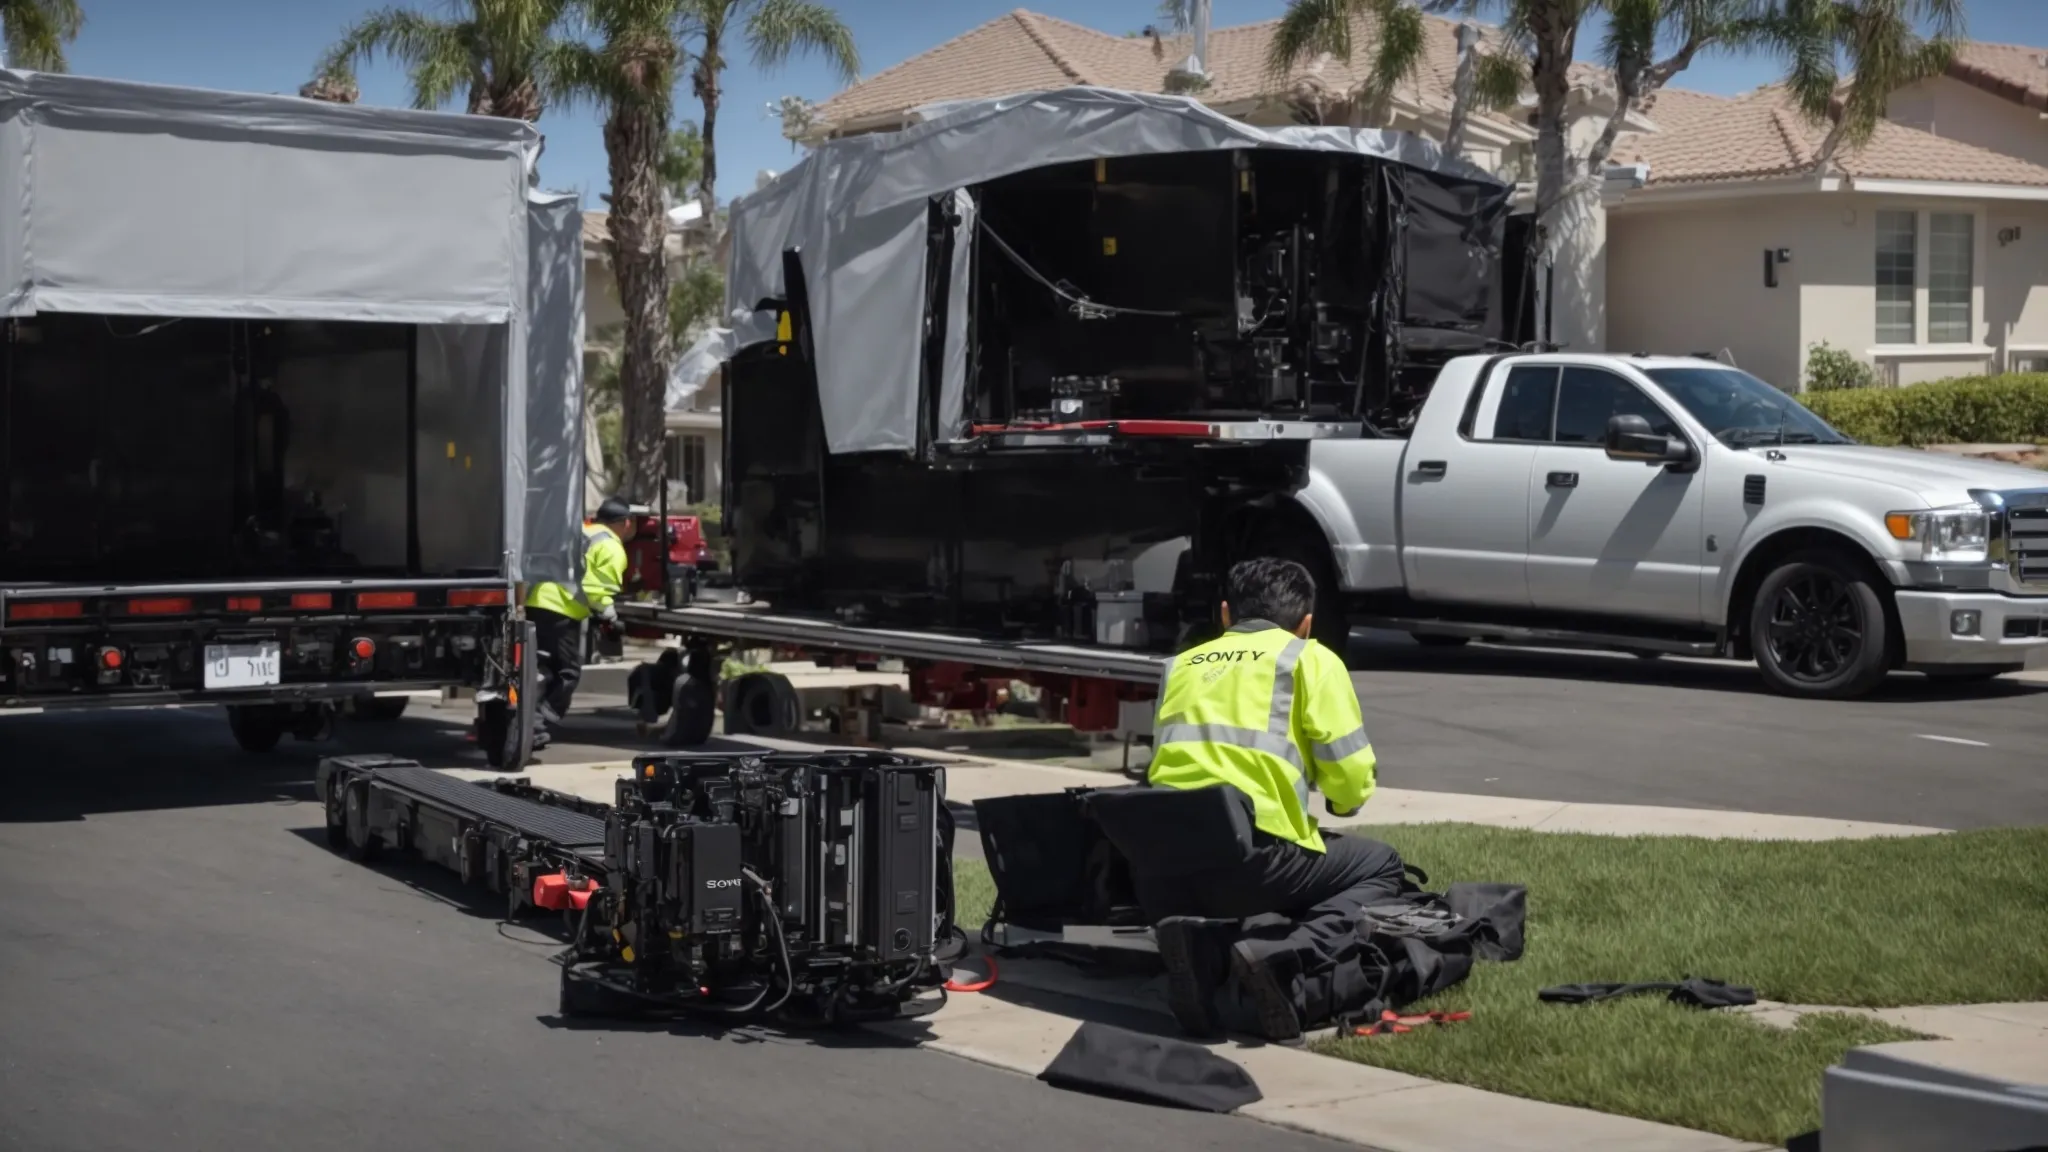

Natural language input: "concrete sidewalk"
[442,750,1994,1151]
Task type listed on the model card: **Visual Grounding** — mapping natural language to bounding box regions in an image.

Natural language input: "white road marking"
[1915,733,1990,748]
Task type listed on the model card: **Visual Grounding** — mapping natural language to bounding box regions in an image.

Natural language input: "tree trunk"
[695,52,721,224]
[1443,23,1479,158]
[605,101,675,505]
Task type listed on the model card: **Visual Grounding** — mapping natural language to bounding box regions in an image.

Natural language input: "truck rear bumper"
[1894,591,2048,668]
[0,681,453,715]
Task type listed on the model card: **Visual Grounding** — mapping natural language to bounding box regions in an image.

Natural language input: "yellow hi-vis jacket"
[524,522,627,622]
[1147,619,1377,853]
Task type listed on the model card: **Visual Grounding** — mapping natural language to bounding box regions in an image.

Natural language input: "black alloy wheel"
[1750,550,1891,700]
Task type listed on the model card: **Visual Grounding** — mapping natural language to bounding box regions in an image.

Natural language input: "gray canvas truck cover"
[0,68,583,584]
[698,86,1505,455]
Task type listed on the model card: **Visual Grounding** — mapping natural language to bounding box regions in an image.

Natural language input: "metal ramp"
[365,762,608,850]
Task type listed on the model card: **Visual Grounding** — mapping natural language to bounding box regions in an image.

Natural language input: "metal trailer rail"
[614,602,1169,684]
[612,600,1169,750]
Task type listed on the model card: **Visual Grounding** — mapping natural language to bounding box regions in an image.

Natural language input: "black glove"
[1326,799,1362,818]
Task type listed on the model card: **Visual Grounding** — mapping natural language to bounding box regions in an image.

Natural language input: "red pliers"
[1354,1009,1472,1036]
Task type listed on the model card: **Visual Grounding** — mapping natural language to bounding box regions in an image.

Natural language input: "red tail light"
[8,600,83,622]
[227,596,263,612]
[99,647,124,669]
[448,588,508,608]
[291,593,334,611]
[357,591,416,610]
[352,638,376,660]
[127,597,194,616]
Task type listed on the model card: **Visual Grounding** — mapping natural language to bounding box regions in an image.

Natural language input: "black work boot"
[1154,917,1232,1038]
[1228,940,1304,1045]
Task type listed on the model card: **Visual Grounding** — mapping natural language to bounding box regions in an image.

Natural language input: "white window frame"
[1866,202,1989,355]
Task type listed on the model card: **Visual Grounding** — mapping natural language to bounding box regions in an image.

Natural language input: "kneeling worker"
[524,497,637,749]
[1147,557,1404,1042]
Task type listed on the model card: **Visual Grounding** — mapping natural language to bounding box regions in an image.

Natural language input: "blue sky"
[52,0,2048,210]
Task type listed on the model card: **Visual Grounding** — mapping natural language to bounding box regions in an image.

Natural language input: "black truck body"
[0,69,584,764]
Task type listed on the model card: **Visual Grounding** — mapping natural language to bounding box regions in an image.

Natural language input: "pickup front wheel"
[1749,550,1892,700]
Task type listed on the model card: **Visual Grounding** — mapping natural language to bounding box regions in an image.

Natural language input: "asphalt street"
[0,706,1340,1152]
[2,642,2043,1151]
[1340,636,2047,831]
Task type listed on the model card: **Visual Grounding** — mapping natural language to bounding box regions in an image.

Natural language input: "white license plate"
[204,643,282,690]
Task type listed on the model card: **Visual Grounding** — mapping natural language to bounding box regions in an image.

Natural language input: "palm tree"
[681,0,859,220]
[544,0,692,503]
[1767,0,1964,169]
[314,0,578,119]
[1,0,84,72]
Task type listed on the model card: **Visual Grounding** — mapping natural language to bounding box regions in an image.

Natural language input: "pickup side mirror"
[1604,414,1695,466]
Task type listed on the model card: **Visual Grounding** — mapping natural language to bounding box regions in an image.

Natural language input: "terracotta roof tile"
[1948,40,2048,111]
[1614,84,2048,188]
[814,7,1517,131]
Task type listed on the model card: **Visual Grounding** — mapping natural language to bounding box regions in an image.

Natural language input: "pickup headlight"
[1885,504,1991,561]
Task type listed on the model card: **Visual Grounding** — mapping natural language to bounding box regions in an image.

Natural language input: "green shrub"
[1804,342,1879,392]
[1799,373,2048,447]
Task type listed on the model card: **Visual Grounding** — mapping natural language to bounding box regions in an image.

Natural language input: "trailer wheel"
[629,649,684,726]
[724,672,799,736]
[226,704,287,753]
[341,781,380,862]
[477,699,518,769]
[659,672,717,747]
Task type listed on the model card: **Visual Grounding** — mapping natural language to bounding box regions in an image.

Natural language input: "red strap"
[943,954,999,993]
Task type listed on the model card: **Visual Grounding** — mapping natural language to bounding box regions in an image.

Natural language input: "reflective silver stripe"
[1269,637,1306,735]
[1155,722,1305,771]
[1313,725,1373,764]
[1292,770,1310,813]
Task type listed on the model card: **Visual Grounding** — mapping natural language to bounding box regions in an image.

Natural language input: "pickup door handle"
[1416,461,1448,478]
[1546,471,1579,489]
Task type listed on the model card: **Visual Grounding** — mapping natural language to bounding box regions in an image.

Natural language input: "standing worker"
[1144,557,1404,1043]
[524,496,638,749]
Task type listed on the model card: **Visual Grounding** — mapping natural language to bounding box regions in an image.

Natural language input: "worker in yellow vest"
[1144,557,1405,1044]
[524,496,636,748]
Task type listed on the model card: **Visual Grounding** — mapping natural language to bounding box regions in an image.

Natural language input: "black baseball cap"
[596,496,634,522]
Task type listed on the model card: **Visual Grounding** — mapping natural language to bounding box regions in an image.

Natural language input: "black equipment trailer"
[317,749,956,1024]
[614,599,1172,752]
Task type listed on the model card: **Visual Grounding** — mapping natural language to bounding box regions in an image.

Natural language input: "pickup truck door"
[1399,363,1550,607]
[1525,365,1708,623]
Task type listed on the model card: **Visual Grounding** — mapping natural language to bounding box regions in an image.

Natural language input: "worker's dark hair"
[1225,557,1316,632]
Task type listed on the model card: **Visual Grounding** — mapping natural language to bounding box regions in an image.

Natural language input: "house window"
[1927,212,1973,344]
[664,434,709,505]
[1874,210,1916,345]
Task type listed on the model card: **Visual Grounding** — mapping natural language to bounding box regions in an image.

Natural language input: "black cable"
[976,217,1184,320]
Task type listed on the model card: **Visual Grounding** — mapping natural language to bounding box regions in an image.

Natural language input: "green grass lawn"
[949,825,2048,1145]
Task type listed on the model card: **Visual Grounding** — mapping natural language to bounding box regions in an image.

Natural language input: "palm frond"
[1155,0,1196,34]
[534,37,624,111]
[743,0,859,83]
[2,0,85,72]
[1472,48,1526,110]
[1267,0,1353,79]
[1358,0,1426,117]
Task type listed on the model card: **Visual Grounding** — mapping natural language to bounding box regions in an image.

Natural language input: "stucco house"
[581,212,724,509]
[804,9,2048,393]
[1607,43,2048,389]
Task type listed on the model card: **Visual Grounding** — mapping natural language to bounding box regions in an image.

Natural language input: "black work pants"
[530,607,585,731]
[1140,831,1405,971]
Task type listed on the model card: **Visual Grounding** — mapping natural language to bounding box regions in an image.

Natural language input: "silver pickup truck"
[1261,352,2048,699]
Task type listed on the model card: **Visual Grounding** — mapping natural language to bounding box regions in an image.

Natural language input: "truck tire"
[1749,549,1893,700]
[226,704,287,753]
[659,672,717,747]
[1249,525,1352,663]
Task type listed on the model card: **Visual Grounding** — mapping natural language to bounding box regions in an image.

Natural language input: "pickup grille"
[2006,497,2048,591]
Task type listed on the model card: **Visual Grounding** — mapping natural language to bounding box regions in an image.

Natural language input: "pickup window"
[1491,365,1558,441]
[1554,366,1683,445]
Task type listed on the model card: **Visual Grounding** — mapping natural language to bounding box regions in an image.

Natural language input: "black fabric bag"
[1038,1022,1263,1114]
[1341,881,1530,1022]
[1538,978,1757,1009]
